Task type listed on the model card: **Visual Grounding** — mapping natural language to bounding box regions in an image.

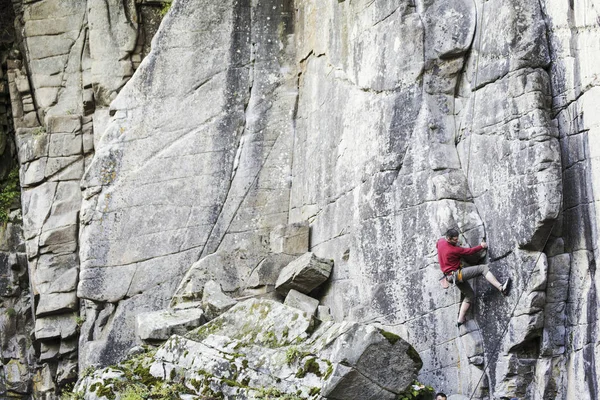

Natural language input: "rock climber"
[437,228,511,327]
[435,393,447,400]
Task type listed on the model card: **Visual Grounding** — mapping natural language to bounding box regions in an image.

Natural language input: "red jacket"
[437,238,483,274]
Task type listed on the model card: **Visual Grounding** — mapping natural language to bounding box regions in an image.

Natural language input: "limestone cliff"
[0,0,598,398]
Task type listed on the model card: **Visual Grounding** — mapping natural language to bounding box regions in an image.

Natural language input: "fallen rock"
[73,299,421,400]
[244,253,297,288]
[136,308,205,342]
[275,252,333,295]
[201,280,237,320]
[317,305,334,322]
[284,289,319,317]
[170,250,243,306]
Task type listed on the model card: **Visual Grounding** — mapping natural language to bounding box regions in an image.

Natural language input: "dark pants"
[447,264,489,303]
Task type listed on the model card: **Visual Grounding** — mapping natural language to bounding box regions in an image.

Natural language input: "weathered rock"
[317,305,333,322]
[244,253,297,288]
[137,305,205,342]
[34,313,77,340]
[5,0,600,397]
[283,289,319,317]
[201,280,237,321]
[275,252,333,295]
[5,359,29,393]
[270,222,310,255]
[171,251,244,306]
[74,299,421,399]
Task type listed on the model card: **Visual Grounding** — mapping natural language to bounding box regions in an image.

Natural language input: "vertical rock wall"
[77,0,297,371]
[290,1,561,398]
[0,2,33,396]
[1,0,167,396]
[0,0,599,398]
[541,0,600,399]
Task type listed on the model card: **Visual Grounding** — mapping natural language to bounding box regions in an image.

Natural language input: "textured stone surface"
[283,289,319,317]
[276,252,333,295]
[3,0,600,398]
[78,0,297,368]
[270,222,310,255]
[201,280,237,321]
[75,299,421,399]
[136,308,205,342]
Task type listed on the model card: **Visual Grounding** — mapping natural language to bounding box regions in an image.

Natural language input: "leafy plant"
[160,1,172,16]
[0,166,20,224]
[396,381,435,400]
[285,346,302,365]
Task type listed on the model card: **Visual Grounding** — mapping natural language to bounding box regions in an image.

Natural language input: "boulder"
[283,289,319,317]
[317,305,334,322]
[201,280,237,320]
[74,299,422,400]
[136,308,205,342]
[275,252,333,295]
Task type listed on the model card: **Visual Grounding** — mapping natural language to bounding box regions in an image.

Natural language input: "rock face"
[1,0,168,396]
[1,0,600,398]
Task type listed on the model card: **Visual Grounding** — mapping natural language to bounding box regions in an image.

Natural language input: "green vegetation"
[256,387,304,400]
[5,307,16,317]
[396,381,434,400]
[0,167,20,224]
[32,126,46,136]
[295,357,322,379]
[59,390,84,400]
[160,1,172,16]
[285,346,303,365]
[379,329,401,345]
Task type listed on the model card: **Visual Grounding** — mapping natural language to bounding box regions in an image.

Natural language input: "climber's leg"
[455,280,474,325]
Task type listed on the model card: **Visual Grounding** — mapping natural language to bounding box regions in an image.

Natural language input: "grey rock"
[136,305,205,342]
[74,299,420,399]
[35,292,78,317]
[201,280,237,321]
[57,359,78,384]
[6,0,600,397]
[5,359,30,394]
[317,305,334,322]
[171,251,242,305]
[34,313,78,340]
[275,252,333,295]
[283,289,319,317]
[59,338,78,355]
[269,222,309,255]
[127,346,147,357]
[39,342,60,361]
[244,253,297,288]
[32,364,55,396]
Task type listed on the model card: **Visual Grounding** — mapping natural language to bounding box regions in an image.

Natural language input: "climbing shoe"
[500,278,512,296]
[456,321,463,328]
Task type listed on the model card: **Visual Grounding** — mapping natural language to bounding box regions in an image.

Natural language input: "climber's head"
[444,228,459,244]
[435,393,447,400]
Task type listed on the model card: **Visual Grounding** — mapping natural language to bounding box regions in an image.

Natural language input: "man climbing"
[437,228,511,327]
